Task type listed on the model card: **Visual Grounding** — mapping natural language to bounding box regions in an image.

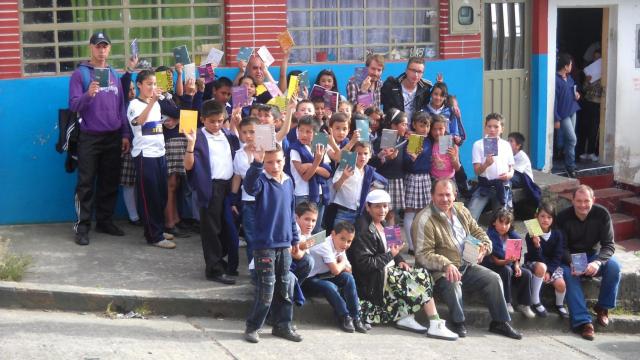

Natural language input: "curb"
[1,281,639,334]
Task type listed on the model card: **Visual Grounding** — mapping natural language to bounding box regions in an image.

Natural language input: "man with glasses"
[380,56,434,123]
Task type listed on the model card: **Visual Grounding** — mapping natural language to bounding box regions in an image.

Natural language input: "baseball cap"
[89,32,111,45]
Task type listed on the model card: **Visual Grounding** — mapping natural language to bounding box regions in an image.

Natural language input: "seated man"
[557,185,621,341]
[412,178,523,340]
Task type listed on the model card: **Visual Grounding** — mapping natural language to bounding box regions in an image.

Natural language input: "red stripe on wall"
[532,0,548,54]
[0,0,20,79]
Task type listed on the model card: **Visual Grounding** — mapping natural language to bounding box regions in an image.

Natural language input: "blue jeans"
[246,248,293,332]
[295,195,324,234]
[304,272,360,319]
[561,255,621,329]
[560,113,577,172]
[241,201,256,263]
[333,208,357,228]
[467,184,513,221]
[291,252,314,284]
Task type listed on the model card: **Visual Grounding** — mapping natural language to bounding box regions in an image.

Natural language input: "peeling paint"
[614,146,640,185]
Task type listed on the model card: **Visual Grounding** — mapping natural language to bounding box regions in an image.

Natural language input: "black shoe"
[226,270,240,276]
[339,316,355,333]
[450,321,467,338]
[272,327,302,342]
[128,219,142,226]
[489,321,522,340]
[555,304,570,319]
[175,221,192,231]
[244,329,259,343]
[566,169,577,178]
[353,318,368,334]
[95,222,125,236]
[531,303,548,318]
[164,226,191,238]
[206,273,236,285]
[75,232,90,246]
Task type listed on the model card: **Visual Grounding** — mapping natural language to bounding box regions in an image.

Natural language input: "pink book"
[505,239,522,260]
[383,226,403,248]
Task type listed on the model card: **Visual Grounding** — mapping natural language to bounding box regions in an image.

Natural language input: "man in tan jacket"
[412,179,522,339]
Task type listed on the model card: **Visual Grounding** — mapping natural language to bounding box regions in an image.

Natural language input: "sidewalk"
[1,221,639,334]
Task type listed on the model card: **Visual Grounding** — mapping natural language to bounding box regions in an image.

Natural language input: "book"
[267,96,287,112]
[298,71,309,93]
[354,67,368,85]
[524,219,544,237]
[183,63,197,82]
[483,137,499,157]
[178,109,198,134]
[155,70,173,92]
[277,30,295,51]
[173,45,191,65]
[309,84,327,100]
[438,135,452,154]
[232,86,251,107]
[130,38,139,58]
[407,134,425,155]
[462,235,482,264]
[308,230,327,247]
[257,45,275,67]
[311,131,329,150]
[254,124,277,151]
[198,63,215,84]
[287,74,299,100]
[264,81,282,97]
[357,92,374,107]
[355,119,370,143]
[504,239,522,260]
[323,90,339,112]
[203,47,224,67]
[94,68,110,87]
[571,253,588,274]
[383,226,403,248]
[338,150,356,171]
[236,47,253,63]
[255,84,267,96]
[380,129,398,149]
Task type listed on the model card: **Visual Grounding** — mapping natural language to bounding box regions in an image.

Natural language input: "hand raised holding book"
[531,236,541,248]
[313,143,326,162]
[484,154,494,167]
[184,78,196,96]
[184,128,197,145]
[252,145,266,163]
[87,81,100,97]
[361,76,372,92]
[174,62,183,74]
[340,165,355,180]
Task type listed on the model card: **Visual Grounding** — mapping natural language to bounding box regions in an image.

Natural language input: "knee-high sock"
[403,212,416,251]
[531,275,544,304]
[555,290,566,306]
[122,185,139,221]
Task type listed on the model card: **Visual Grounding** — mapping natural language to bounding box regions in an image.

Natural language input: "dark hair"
[136,70,155,84]
[536,201,556,218]
[261,104,281,120]
[155,65,169,72]
[265,142,283,155]
[485,112,504,126]
[296,99,314,112]
[491,208,515,230]
[238,75,257,87]
[250,103,267,112]
[508,132,526,148]
[556,52,573,71]
[406,56,425,68]
[352,141,370,152]
[239,116,259,128]
[333,221,355,235]
[314,69,339,92]
[366,53,385,67]
[364,107,384,119]
[384,108,407,128]
[297,115,318,132]
[431,82,449,103]
[214,76,233,89]
[329,112,350,128]
[295,201,319,217]
[412,111,432,126]
[430,114,448,128]
[200,99,225,118]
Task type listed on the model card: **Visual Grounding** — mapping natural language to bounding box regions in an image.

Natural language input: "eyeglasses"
[407,68,424,75]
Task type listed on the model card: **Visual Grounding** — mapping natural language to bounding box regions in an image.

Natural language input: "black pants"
[135,155,167,244]
[200,179,232,277]
[576,100,600,157]
[483,262,533,306]
[74,131,121,234]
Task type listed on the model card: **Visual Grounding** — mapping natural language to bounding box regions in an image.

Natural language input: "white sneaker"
[579,153,589,160]
[517,304,536,319]
[506,303,515,314]
[427,319,458,341]
[589,154,599,162]
[153,239,176,249]
[163,232,175,240]
[395,314,428,333]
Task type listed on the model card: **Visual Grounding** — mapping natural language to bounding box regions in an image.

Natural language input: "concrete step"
[618,238,640,252]
[578,173,615,190]
[620,197,640,220]
[612,213,638,242]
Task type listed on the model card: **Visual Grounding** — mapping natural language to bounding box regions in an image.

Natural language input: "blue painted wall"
[530,54,548,169]
[0,58,483,224]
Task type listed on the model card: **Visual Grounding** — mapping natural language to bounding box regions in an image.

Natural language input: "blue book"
[311,131,328,150]
[173,45,191,65]
[483,137,499,157]
[338,150,356,171]
[571,253,588,274]
[355,119,370,143]
[94,68,110,87]
[236,47,253,62]
[354,67,368,85]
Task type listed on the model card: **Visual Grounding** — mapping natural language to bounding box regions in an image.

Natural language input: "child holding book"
[402,111,433,254]
[430,114,461,182]
[468,113,515,220]
[326,112,360,165]
[365,107,383,143]
[243,143,302,344]
[481,208,535,318]
[304,221,368,333]
[523,202,569,318]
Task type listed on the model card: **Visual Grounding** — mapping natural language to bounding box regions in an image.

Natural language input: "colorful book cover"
[571,253,588,274]
[287,74,299,100]
[264,81,282,97]
[462,236,482,264]
[255,84,267,96]
[203,47,224,67]
[183,63,197,82]
[298,71,309,93]
[173,45,191,65]
[198,64,215,84]
[267,96,287,112]
[380,129,398,149]
[155,70,173,92]
[483,137,499,157]
[383,226,403,247]
[407,134,425,155]
[338,150,356,171]
[505,239,522,260]
[309,230,327,247]
[524,219,544,237]
[257,45,275,67]
[355,119,370,143]
[311,131,329,150]
[178,110,198,134]
[232,86,251,107]
[254,124,277,151]
[438,135,452,154]
[309,84,327,100]
[94,68,110,87]
[357,92,374,107]
[277,30,295,51]
[323,90,339,112]
[354,67,368,85]
[130,38,139,58]
[236,47,253,63]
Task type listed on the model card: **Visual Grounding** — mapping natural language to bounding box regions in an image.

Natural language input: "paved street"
[0,309,638,359]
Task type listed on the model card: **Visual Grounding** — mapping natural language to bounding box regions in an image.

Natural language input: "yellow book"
[277,30,295,51]
[524,219,544,237]
[267,96,287,112]
[287,74,299,100]
[407,134,425,155]
[255,84,267,96]
[155,70,173,92]
[179,110,198,134]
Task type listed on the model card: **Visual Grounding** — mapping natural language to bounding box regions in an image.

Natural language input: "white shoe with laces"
[517,304,536,319]
[427,319,459,341]
[395,314,428,334]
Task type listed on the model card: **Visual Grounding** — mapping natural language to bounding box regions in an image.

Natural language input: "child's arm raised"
[174,63,184,97]
[278,46,291,94]
[243,147,266,196]
[333,166,354,191]
[276,97,296,142]
[184,128,197,171]
[448,144,461,171]
[132,89,162,127]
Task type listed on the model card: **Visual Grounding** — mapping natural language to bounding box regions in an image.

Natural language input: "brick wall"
[0,0,20,79]
[438,0,481,59]
[224,0,287,67]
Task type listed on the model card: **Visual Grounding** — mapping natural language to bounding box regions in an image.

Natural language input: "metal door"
[483,1,531,149]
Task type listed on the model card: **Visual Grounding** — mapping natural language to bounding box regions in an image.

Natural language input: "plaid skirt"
[385,178,405,210]
[119,152,136,187]
[166,137,188,175]
[404,173,432,209]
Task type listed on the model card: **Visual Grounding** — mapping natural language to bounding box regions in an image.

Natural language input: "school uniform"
[403,137,433,208]
[370,135,406,210]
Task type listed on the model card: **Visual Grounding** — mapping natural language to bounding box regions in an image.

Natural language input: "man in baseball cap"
[89,32,111,45]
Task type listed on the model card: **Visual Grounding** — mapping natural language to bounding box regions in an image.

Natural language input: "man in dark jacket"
[380,57,433,123]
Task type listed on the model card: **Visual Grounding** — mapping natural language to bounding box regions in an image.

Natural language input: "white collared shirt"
[233,147,255,201]
[471,137,515,181]
[202,127,233,180]
[332,167,364,210]
[309,235,351,278]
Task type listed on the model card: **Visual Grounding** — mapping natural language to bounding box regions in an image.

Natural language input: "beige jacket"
[411,202,492,281]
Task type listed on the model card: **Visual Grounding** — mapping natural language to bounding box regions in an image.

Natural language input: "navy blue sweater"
[403,137,432,174]
[486,226,522,261]
[523,229,564,274]
[244,161,299,250]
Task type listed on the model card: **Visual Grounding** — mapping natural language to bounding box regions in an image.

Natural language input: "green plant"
[134,303,152,317]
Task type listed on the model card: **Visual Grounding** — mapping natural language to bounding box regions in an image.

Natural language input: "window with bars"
[19,0,223,75]
[484,2,525,71]
[286,0,439,64]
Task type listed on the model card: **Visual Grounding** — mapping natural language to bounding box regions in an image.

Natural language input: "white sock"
[555,290,566,306]
[531,275,544,304]
[122,186,139,221]
[403,212,416,251]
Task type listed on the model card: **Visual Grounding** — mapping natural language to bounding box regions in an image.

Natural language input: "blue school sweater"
[524,229,564,274]
[403,137,432,174]
[244,161,299,249]
[486,226,522,261]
